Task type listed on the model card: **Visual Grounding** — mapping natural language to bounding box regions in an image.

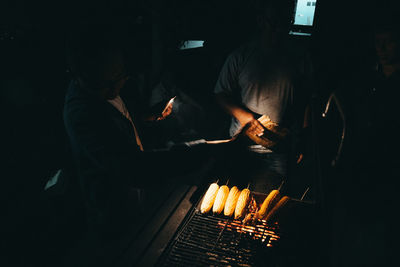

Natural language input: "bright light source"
[179,40,204,50]
[293,0,317,26]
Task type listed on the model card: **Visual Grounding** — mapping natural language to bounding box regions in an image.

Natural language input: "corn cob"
[257,190,281,219]
[264,196,290,223]
[234,188,251,219]
[223,186,241,217]
[212,185,229,214]
[257,115,271,125]
[200,182,219,214]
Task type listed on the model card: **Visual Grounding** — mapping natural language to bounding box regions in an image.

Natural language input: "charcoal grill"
[155,187,288,267]
[117,184,317,267]
[157,208,281,266]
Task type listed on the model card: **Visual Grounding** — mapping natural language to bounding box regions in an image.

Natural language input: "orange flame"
[217,218,280,247]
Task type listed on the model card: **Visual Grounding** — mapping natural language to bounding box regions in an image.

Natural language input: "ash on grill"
[157,209,281,267]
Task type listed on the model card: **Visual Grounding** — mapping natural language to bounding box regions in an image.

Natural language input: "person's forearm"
[215,93,254,126]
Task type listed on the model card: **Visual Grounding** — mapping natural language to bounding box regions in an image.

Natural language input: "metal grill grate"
[157,209,281,267]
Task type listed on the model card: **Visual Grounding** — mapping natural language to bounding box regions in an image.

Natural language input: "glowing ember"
[204,190,283,248]
[216,218,280,247]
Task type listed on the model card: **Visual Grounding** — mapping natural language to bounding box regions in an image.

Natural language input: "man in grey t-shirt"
[214,0,311,191]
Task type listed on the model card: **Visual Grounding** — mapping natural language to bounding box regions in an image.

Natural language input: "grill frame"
[119,182,317,267]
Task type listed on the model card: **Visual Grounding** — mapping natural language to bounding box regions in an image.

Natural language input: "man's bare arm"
[215,92,264,136]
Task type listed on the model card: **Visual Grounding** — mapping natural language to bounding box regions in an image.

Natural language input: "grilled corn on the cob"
[258,189,281,218]
[200,182,219,214]
[212,185,229,214]
[264,196,290,223]
[234,188,250,219]
[223,186,241,217]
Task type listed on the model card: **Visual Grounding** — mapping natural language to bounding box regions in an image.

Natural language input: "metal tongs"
[201,116,269,145]
[322,92,346,167]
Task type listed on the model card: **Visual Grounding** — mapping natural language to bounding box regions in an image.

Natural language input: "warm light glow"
[168,96,176,105]
[217,218,280,247]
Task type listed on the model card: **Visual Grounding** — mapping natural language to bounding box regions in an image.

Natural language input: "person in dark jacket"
[64,22,202,238]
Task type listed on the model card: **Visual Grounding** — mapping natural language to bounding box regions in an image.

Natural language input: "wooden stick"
[278,180,285,191]
[226,179,230,186]
[300,187,310,201]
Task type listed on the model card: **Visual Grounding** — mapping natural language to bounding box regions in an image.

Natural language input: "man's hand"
[243,119,265,137]
[157,96,175,121]
[215,93,264,136]
[236,110,255,127]
[235,110,264,137]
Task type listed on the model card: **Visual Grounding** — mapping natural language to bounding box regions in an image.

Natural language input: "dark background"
[1,0,395,266]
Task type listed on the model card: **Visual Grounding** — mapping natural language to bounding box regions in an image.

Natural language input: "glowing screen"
[293,0,317,26]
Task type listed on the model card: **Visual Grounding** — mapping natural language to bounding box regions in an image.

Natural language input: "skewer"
[237,184,251,241]
[238,220,245,242]
[212,219,228,251]
[300,187,310,201]
[226,179,230,186]
[251,207,260,229]
[277,180,285,191]
[257,207,270,242]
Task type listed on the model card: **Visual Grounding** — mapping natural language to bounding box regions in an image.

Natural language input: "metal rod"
[321,92,346,167]
[211,218,228,251]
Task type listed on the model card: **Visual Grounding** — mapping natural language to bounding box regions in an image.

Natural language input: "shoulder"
[229,41,257,61]
[63,80,104,128]
[222,41,258,71]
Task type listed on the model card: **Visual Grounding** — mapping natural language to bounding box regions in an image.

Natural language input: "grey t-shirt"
[214,39,312,139]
